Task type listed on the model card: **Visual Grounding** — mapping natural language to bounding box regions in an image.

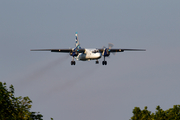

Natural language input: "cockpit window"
[92,50,99,53]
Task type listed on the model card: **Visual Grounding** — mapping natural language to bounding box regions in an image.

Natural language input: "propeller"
[102,43,114,49]
[102,43,115,57]
[108,43,116,55]
[108,43,114,49]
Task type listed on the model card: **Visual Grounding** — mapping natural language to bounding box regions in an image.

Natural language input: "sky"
[1,0,180,119]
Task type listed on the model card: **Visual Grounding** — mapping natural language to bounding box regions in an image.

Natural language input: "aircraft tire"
[71,61,76,65]
[102,61,107,65]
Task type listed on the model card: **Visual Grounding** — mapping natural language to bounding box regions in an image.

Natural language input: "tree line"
[130,105,180,120]
[1,82,180,120]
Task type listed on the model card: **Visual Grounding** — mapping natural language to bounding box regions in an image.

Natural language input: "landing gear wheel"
[71,61,73,65]
[71,61,76,65]
[102,61,107,65]
[104,61,107,65]
[96,60,99,64]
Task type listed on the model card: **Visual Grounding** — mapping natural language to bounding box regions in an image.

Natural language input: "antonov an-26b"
[31,32,145,65]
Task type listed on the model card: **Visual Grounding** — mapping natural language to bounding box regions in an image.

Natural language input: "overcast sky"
[1,0,180,120]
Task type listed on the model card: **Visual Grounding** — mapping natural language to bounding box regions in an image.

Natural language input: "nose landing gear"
[96,60,99,64]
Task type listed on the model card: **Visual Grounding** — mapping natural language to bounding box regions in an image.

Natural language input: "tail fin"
[75,32,81,49]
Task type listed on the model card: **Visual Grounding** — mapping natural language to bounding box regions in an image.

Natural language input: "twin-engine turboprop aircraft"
[31,32,145,65]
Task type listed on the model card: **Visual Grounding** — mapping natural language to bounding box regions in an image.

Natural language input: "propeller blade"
[102,46,106,49]
[112,52,116,55]
[108,43,116,55]
[108,43,114,49]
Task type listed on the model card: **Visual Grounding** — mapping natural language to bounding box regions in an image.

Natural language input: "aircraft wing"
[98,48,146,52]
[30,49,85,53]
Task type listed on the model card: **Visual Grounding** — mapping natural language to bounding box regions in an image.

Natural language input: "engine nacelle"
[70,51,79,56]
[102,49,110,56]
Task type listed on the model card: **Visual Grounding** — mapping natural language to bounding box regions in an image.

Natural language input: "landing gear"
[102,61,107,65]
[71,61,76,65]
[102,56,107,65]
[71,57,76,65]
[96,60,99,64]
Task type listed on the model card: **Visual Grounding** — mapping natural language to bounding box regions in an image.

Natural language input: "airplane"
[31,32,145,65]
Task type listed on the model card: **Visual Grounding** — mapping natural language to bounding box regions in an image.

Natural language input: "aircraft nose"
[97,52,102,58]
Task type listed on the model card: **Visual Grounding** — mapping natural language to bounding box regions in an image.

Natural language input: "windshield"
[92,49,99,53]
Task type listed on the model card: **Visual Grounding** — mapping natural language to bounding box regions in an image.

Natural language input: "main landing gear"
[71,57,76,65]
[71,61,76,65]
[102,56,107,65]
[96,57,107,65]
[102,61,107,65]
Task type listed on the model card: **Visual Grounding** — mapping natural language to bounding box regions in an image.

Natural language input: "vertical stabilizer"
[75,32,81,49]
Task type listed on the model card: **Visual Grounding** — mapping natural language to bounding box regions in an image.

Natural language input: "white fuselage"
[75,49,101,61]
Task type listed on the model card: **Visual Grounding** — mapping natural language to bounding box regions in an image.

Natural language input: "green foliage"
[131,106,151,120]
[0,82,43,120]
[130,105,180,120]
[30,112,43,120]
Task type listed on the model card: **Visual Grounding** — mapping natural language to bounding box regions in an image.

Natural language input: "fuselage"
[75,49,101,61]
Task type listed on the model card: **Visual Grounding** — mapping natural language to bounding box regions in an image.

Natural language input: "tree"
[131,106,151,120]
[130,105,180,120]
[0,82,43,120]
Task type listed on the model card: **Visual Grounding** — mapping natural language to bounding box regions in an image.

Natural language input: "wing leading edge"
[31,48,145,53]
[98,48,146,52]
[30,49,85,53]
